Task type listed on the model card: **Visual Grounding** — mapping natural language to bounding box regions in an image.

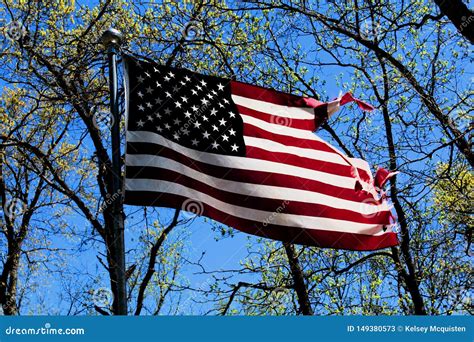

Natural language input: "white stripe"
[126,154,389,214]
[242,114,321,140]
[232,94,314,120]
[242,113,353,148]
[127,131,357,189]
[126,179,388,235]
[245,136,371,171]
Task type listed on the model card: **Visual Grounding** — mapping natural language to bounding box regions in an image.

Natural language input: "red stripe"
[124,192,398,251]
[244,122,334,152]
[236,104,315,131]
[243,124,372,182]
[246,145,370,181]
[230,80,325,108]
[127,142,376,204]
[126,166,391,225]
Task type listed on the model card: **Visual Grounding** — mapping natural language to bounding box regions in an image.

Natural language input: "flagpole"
[101,28,127,315]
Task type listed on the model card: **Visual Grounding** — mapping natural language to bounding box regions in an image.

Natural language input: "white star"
[164,123,171,130]
[138,104,145,111]
[172,86,179,92]
[210,108,218,116]
[223,98,229,104]
[229,128,236,136]
[219,118,227,126]
[155,97,163,104]
[222,134,229,141]
[182,128,190,135]
[173,133,180,140]
[184,76,191,82]
[145,72,151,78]
[146,102,153,108]
[155,112,162,119]
[147,115,153,121]
[180,80,186,86]
[211,89,217,95]
[217,83,224,91]
[200,79,207,87]
[211,141,219,149]
[137,75,145,83]
[202,115,209,122]
[218,102,224,108]
[201,98,209,105]
[196,85,202,91]
[191,139,199,146]
[184,111,192,118]
[181,96,189,103]
[175,101,182,108]
[153,67,160,73]
[156,126,163,132]
[146,86,153,94]
[193,121,201,128]
[165,91,172,98]
[137,91,144,98]
[191,105,199,112]
[231,144,239,152]
[229,111,235,118]
[168,71,175,78]
[203,131,210,139]
[137,120,145,127]
[212,125,219,131]
[164,108,171,115]
[174,118,181,125]
[155,81,162,88]
[164,75,170,82]
[206,93,213,99]
[191,89,198,96]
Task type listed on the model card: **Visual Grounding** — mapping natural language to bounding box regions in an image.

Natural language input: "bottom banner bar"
[0,316,472,342]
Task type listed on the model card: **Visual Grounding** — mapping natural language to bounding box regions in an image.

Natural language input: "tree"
[0,0,471,316]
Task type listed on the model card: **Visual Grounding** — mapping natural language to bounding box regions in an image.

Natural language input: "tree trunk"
[0,241,21,315]
[283,243,313,315]
[434,0,474,44]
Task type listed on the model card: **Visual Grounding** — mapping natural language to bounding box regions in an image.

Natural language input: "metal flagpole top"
[101,28,123,48]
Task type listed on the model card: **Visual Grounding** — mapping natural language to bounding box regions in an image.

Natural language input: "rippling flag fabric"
[123,55,398,251]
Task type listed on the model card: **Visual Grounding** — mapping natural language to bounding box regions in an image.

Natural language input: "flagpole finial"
[101,28,123,48]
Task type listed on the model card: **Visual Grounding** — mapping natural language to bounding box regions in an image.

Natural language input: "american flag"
[123,55,398,251]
